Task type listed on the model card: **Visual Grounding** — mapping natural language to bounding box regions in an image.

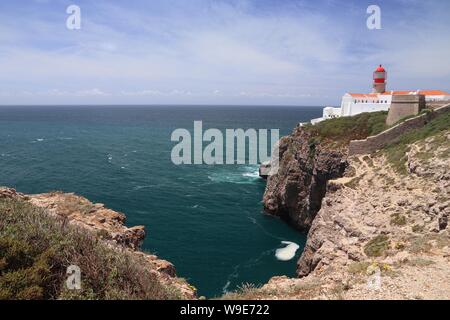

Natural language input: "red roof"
[349,90,450,98]
[349,93,379,98]
[390,90,450,96]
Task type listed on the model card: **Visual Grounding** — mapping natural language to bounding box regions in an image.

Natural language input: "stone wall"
[386,94,425,126]
[427,100,450,109]
[348,104,450,156]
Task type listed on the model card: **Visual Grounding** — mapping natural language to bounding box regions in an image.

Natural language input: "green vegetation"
[220,279,322,300]
[415,232,450,251]
[348,261,371,274]
[0,198,182,300]
[390,213,407,226]
[304,111,388,146]
[364,235,390,257]
[383,111,450,174]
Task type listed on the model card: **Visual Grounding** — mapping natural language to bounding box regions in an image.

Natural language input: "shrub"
[0,198,182,300]
[348,261,371,274]
[307,111,388,146]
[390,213,407,226]
[364,235,390,257]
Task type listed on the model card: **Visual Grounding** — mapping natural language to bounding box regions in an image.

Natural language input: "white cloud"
[0,0,448,105]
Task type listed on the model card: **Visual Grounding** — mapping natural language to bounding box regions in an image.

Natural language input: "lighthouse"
[372,64,387,93]
[309,64,450,125]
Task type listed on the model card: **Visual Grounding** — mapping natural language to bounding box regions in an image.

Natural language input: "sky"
[0,0,449,106]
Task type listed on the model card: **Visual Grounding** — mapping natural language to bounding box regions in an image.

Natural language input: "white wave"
[275,241,300,261]
[133,185,154,191]
[242,169,259,178]
[208,166,261,184]
[222,281,231,293]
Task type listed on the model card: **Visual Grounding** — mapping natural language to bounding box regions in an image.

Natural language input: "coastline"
[235,105,450,300]
[0,187,197,299]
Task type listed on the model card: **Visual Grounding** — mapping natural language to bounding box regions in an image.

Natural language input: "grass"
[0,198,183,300]
[383,111,450,174]
[364,235,390,257]
[220,278,323,300]
[304,111,388,146]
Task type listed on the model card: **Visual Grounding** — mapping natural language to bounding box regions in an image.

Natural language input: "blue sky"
[0,0,449,105]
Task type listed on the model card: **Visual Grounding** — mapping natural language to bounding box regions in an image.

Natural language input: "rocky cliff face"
[242,127,449,300]
[0,187,196,299]
[263,126,348,231]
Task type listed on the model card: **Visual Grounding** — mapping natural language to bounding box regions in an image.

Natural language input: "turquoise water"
[0,105,321,297]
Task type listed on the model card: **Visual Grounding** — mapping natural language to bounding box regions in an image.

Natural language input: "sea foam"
[275,241,300,261]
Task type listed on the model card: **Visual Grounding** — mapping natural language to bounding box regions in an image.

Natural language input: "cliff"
[227,109,449,300]
[263,127,347,231]
[263,111,388,231]
[0,188,196,300]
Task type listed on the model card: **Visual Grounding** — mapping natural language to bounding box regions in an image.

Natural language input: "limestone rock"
[263,127,347,231]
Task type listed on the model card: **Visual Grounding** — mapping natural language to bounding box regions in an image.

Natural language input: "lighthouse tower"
[372,65,387,93]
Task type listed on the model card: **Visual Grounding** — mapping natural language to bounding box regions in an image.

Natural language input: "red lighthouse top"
[375,64,386,73]
[373,64,386,84]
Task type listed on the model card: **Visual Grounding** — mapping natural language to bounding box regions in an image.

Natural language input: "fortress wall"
[348,104,450,156]
[386,94,426,126]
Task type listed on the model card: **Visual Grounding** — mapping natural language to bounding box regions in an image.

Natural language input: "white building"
[311,65,450,124]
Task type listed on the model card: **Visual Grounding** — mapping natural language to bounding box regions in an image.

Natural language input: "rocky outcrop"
[229,108,450,300]
[263,126,347,231]
[28,192,147,250]
[0,188,26,200]
[245,128,450,300]
[0,187,196,299]
[297,130,450,277]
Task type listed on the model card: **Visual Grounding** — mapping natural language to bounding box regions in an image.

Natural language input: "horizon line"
[0,104,330,108]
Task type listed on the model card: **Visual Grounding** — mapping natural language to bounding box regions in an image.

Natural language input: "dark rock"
[263,127,348,231]
[439,214,448,230]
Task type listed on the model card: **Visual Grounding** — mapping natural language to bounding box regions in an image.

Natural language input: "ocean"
[0,105,322,297]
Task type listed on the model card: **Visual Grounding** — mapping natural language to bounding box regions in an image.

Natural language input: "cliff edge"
[226,109,449,300]
[0,188,196,300]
